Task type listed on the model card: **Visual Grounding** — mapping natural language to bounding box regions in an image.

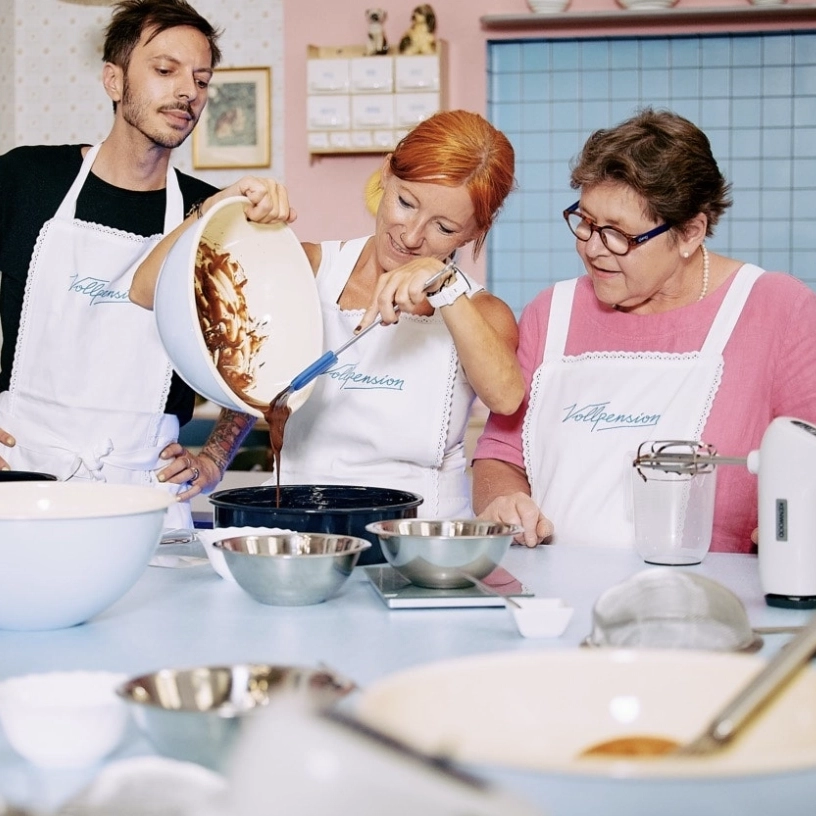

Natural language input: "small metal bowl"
[214,533,371,606]
[117,663,356,769]
[365,519,522,590]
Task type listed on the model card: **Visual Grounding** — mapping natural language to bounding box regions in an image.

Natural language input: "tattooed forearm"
[199,409,257,473]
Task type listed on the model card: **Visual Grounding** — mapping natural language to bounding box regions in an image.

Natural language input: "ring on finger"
[190,466,200,482]
[184,456,191,469]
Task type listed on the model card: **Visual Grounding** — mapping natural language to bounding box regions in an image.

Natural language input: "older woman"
[132,110,524,518]
[473,108,816,553]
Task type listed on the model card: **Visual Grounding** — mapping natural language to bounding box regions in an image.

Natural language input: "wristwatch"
[426,266,470,309]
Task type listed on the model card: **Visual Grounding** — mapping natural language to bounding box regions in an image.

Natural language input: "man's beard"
[120,76,198,149]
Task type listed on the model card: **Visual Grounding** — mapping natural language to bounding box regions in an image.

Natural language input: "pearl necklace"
[698,243,710,301]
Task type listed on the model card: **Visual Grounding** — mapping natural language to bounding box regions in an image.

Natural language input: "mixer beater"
[633,418,816,609]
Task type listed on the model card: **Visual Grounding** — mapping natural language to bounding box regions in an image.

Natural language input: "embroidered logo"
[562,401,660,432]
[68,275,131,306]
[328,363,404,391]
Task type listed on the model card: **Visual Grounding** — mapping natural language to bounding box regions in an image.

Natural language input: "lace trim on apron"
[66,221,163,243]
[522,364,545,478]
[9,223,52,397]
[691,360,723,442]
[9,219,165,395]
[562,350,700,364]
[520,350,724,480]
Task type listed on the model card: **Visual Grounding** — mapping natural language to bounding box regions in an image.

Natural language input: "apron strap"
[54,144,102,220]
[543,278,577,363]
[700,265,763,355]
[543,267,762,362]
[320,237,371,304]
[53,143,184,233]
[162,166,184,233]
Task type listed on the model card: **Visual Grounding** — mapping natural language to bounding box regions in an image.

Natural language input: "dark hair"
[103,0,222,72]
[389,110,516,258]
[569,108,732,238]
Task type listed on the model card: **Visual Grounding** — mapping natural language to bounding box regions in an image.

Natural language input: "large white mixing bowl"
[154,196,323,418]
[0,482,171,630]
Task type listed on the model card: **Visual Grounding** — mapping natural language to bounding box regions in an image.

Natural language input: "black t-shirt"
[0,144,217,425]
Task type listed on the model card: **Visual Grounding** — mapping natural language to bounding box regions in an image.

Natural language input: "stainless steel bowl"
[117,663,356,769]
[209,484,423,566]
[214,533,371,606]
[365,519,522,589]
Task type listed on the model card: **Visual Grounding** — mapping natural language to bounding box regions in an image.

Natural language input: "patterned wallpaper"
[0,0,13,155]
[0,0,285,187]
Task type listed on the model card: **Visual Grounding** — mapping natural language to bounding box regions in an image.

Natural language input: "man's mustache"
[161,103,194,118]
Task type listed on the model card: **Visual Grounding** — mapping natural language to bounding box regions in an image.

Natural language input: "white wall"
[1,0,286,188]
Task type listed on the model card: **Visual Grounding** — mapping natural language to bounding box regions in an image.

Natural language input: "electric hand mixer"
[634,416,816,609]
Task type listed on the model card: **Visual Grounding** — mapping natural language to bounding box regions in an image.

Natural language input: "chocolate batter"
[263,388,293,507]
[579,735,679,758]
[195,239,268,396]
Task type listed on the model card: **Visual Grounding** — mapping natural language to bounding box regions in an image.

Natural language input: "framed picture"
[193,66,271,169]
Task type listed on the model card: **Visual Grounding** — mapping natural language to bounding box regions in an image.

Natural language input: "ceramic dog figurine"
[399,4,437,56]
[365,8,389,56]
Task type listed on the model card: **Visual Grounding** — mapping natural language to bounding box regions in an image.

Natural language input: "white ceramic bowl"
[506,597,574,638]
[154,195,323,418]
[0,482,171,630]
[356,649,816,778]
[0,671,129,768]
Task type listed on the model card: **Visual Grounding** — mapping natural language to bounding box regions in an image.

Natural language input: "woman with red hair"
[133,109,523,519]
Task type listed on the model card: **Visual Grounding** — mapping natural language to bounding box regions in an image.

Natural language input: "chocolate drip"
[263,389,293,507]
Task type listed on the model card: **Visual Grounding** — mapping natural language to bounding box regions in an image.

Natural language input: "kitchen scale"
[364,565,533,609]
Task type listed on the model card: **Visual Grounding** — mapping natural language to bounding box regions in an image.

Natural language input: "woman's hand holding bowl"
[478,492,553,548]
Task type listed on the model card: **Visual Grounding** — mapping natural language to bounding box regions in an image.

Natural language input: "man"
[0,0,255,527]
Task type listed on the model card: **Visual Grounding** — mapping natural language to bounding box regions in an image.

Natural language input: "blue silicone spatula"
[278,261,457,401]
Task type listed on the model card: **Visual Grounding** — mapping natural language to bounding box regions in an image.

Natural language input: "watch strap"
[427,268,469,308]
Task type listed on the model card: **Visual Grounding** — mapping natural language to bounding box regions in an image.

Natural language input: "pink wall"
[283,0,813,282]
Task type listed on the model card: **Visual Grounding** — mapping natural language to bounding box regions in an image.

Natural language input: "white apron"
[275,237,477,517]
[522,265,763,548]
[0,143,190,527]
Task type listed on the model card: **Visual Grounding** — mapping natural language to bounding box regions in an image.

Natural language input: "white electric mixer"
[634,416,816,609]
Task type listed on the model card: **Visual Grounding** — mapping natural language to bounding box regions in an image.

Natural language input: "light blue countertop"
[1,545,814,815]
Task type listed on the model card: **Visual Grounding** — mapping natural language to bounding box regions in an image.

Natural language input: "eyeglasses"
[563,201,672,256]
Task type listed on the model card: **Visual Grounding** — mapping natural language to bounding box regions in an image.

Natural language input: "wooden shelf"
[481,4,816,33]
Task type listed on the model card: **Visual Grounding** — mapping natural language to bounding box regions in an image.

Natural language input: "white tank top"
[274,237,480,516]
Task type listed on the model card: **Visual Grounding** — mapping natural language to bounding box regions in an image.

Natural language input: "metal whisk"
[633,440,748,482]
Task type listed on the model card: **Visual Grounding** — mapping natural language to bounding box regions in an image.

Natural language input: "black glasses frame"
[563,201,672,256]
